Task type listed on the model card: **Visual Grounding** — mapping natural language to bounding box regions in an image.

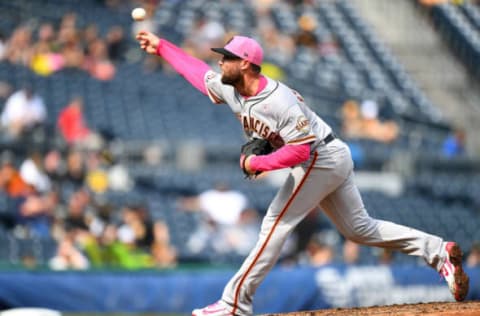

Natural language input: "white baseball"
[131,7,146,21]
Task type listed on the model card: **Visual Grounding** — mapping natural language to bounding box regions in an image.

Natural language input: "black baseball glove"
[240,138,273,179]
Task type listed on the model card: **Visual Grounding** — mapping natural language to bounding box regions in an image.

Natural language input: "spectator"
[360,99,399,143]
[186,214,221,255]
[16,188,58,238]
[84,223,153,269]
[221,208,262,256]
[82,24,99,51]
[84,203,176,269]
[4,26,33,65]
[30,23,64,76]
[85,152,109,194]
[63,189,91,233]
[340,99,399,143]
[83,39,116,81]
[343,239,360,265]
[43,149,66,183]
[58,13,84,69]
[467,242,480,268]
[35,23,57,51]
[303,232,336,267]
[118,204,155,251]
[57,96,98,147]
[49,234,90,270]
[293,208,327,255]
[2,14,130,79]
[151,221,177,268]
[257,20,296,66]
[184,16,226,62]
[294,14,318,49]
[187,205,261,257]
[0,86,47,139]
[59,33,84,69]
[181,182,248,226]
[442,128,466,158]
[341,100,364,139]
[60,12,77,32]
[55,189,103,252]
[377,248,394,265]
[106,26,127,62]
[65,149,86,188]
[19,151,51,193]
[187,202,261,255]
[0,151,30,198]
[107,162,133,192]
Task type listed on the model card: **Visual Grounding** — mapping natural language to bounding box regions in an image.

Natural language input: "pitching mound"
[264,301,480,315]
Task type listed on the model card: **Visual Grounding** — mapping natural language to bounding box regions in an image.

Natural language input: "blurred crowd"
[341,99,399,144]
[0,0,476,272]
[0,142,180,270]
[0,12,127,80]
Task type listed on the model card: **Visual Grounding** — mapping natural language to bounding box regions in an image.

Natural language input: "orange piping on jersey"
[232,152,318,315]
[207,88,224,104]
[287,135,316,144]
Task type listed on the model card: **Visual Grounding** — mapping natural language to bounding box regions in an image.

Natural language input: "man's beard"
[221,71,242,86]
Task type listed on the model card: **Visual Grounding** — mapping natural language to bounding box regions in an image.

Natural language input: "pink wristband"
[249,143,311,172]
[155,40,163,56]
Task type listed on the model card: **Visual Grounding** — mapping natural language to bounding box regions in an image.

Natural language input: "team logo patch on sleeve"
[296,116,310,133]
[206,72,217,81]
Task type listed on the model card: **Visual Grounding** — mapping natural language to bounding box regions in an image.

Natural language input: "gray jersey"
[196,70,454,316]
[204,70,333,152]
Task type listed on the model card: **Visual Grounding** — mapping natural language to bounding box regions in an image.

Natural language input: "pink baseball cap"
[211,36,264,66]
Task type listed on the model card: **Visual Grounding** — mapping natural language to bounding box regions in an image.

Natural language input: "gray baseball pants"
[221,139,447,316]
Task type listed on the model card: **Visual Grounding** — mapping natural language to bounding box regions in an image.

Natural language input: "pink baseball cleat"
[192,301,233,316]
[440,242,469,301]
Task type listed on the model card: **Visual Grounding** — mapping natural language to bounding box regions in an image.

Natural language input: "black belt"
[321,133,336,145]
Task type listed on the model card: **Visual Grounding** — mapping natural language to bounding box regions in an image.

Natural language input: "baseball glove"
[240,138,273,179]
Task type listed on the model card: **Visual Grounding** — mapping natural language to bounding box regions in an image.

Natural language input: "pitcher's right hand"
[136,31,160,55]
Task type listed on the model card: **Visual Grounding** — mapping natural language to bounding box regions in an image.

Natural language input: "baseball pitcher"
[135,31,469,316]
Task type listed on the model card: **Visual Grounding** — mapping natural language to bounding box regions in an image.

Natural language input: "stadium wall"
[0,265,478,313]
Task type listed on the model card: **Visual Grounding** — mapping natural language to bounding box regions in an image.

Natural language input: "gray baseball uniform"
[205,70,447,316]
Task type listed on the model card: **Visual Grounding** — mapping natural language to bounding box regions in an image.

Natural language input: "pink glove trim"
[249,143,311,172]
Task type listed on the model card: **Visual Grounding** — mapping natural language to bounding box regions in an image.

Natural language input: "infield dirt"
[264,301,480,315]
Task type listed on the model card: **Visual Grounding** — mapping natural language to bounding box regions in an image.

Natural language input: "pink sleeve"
[249,143,311,171]
[156,39,210,95]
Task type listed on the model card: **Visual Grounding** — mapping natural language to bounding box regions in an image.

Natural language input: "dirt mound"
[264,301,480,316]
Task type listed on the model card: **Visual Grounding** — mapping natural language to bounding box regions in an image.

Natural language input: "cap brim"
[211,48,241,59]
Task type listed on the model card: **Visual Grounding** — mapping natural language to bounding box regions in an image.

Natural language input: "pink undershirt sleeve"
[156,39,210,95]
[249,143,311,172]
[156,38,299,172]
